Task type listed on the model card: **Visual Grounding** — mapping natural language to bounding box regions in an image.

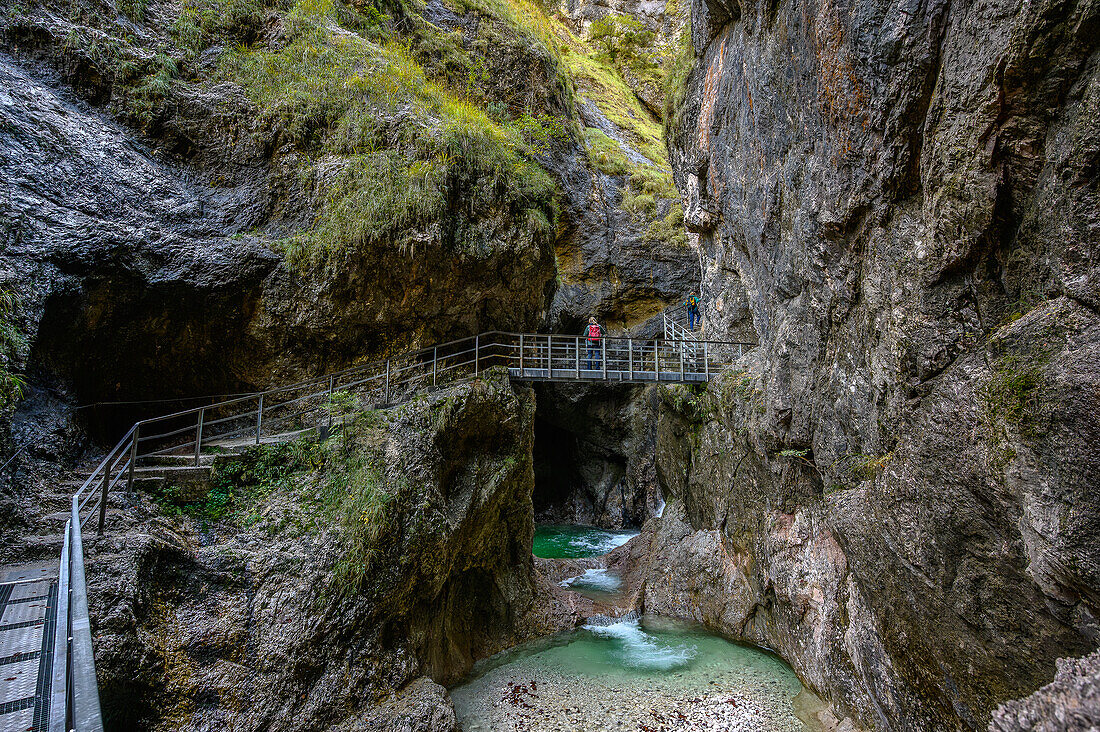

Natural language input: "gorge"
[0,0,1097,728]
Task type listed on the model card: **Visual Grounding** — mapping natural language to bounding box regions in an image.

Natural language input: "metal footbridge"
[3,326,749,731]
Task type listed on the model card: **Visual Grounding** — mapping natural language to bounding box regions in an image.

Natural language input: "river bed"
[451,614,825,731]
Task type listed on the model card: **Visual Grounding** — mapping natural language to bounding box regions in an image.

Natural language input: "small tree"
[588,15,656,74]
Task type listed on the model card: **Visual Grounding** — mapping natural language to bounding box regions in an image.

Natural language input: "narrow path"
[0,562,57,732]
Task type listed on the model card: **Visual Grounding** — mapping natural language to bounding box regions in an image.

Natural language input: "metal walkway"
[33,326,752,731]
[0,563,56,732]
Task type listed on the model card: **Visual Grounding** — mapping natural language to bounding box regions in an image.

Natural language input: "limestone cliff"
[0,0,696,437]
[652,0,1100,726]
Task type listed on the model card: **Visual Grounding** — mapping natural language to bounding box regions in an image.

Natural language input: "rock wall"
[88,373,573,731]
[656,0,1100,725]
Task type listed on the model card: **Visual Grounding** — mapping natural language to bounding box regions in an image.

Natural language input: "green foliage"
[221,6,558,267]
[777,448,810,459]
[982,354,1044,434]
[512,114,570,155]
[563,44,667,165]
[118,0,149,22]
[645,203,689,247]
[120,52,179,124]
[158,440,318,521]
[662,27,694,137]
[661,384,710,423]
[584,128,630,175]
[0,290,25,410]
[319,424,393,594]
[588,14,656,76]
[173,0,270,55]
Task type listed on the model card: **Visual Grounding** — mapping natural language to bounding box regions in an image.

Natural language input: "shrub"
[584,127,630,175]
[0,290,25,410]
[588,14,656,76]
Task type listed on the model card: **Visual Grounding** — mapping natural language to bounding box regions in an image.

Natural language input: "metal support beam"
[194,408,205,467]
[96,461,109,535]
[519,334,524,377]
[256,394,264,445]
[627,338,633,381]
[126,424,139,493]
[474,335,480,377]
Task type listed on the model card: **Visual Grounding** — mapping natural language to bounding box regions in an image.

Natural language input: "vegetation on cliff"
[0,290,24,410]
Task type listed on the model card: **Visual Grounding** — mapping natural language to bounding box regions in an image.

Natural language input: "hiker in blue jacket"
[687,293,701,331]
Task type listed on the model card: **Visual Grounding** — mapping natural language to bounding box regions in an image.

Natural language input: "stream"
[451,613,824,731]
[449,525,827,731]
[532,524,639,559]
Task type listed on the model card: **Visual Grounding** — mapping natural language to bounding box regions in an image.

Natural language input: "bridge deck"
[509,367,710,383]
[0,563,56,732]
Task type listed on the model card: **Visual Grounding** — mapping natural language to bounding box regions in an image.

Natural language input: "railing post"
[519,334,525,377]
[328,375,335,427]
[384,360,391,403]
[575,336,580,378]
[194,408,205,466]
[126,424,139,493]
[433,347,438,386]
[704,341,710,380]
[96,461,109,535]
[680,345,685,382]
[628,338,633,381]
[255,394,264,445]
[601,336,607,380]
[474,335,480,377]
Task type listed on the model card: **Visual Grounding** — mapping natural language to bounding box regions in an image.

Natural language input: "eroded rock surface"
[658,0,1100,724]
[86,374,576,731]
[990,650,1100,732]
[532,382,663,528]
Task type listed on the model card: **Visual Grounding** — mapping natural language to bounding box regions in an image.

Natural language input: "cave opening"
[530,382,661,530]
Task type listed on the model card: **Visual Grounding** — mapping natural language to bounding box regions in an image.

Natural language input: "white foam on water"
[561,568,622,592]
[568,529,637,556]
[583,616,697,672]
[655,493,666,518]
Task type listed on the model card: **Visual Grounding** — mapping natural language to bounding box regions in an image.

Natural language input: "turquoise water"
[451,614,824,731]
[532,524,638,558]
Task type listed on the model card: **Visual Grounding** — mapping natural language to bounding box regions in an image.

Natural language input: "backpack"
[688,296,698,309]
[586,323,601,340]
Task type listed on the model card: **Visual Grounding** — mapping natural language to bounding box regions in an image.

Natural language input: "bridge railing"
[58,331,752,718]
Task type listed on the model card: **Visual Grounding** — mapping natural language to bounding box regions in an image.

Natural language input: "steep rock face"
[88,374,573,731]
[0,0,697,437]
[660,0,1100,725]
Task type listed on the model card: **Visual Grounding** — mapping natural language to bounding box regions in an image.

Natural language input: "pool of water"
[451,614,824,731]
[532,524,638,559]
